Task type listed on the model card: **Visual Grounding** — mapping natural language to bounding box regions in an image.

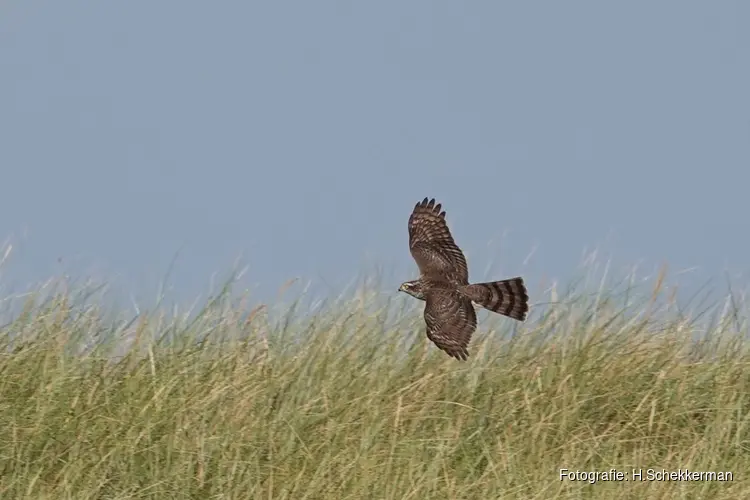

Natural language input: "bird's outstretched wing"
[408,198,469,284]
[423,289,477,360]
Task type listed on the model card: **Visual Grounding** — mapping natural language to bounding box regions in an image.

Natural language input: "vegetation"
[1,266,749,499]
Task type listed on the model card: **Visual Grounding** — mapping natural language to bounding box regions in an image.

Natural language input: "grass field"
[1,267,749,499]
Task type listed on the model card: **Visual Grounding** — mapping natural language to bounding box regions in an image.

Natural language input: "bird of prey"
[399,198,528,360]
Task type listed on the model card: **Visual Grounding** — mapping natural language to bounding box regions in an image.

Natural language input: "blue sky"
[1,1,748,308]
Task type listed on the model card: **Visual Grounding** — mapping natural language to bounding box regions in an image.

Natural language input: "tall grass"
[1,266,749,499]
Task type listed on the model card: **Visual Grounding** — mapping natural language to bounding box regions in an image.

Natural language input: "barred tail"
[459,277,529,321]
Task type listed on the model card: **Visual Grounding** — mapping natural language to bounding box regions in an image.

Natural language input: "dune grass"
[1,268,749,499]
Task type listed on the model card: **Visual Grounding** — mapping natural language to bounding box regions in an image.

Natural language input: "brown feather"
[423,289,476,361]
[459,277,529,321]
[402,198,529,360]
[408,197,469,285]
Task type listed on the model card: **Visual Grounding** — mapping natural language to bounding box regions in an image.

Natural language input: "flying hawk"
[399,198,528,360]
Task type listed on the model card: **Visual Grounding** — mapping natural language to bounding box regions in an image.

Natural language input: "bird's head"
[399,279,426,300]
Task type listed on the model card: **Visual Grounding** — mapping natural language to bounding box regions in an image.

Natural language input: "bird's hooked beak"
[398,283,407,292]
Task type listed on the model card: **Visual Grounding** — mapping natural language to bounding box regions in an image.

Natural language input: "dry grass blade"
[0,267,748,499]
